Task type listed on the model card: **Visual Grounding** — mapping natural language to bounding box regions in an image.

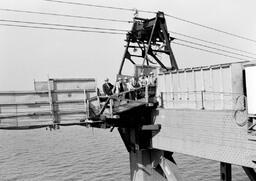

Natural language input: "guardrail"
[97,85,157,118]
[160,90,246,111]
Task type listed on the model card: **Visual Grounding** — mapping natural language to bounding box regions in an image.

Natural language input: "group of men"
[102,72,157,96]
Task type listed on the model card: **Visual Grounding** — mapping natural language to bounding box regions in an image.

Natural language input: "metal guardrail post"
[161,92,164,108]
[109,98,113,118]
[201,90,205,110]
[86,99,90,119]
[84,90,90,119]
[145,85,149,103]
[47,79,56,125]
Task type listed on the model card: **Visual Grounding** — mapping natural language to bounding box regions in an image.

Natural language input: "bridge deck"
[152,108,256,168]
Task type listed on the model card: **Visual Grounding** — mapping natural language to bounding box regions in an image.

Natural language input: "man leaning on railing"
[102,78,114,96]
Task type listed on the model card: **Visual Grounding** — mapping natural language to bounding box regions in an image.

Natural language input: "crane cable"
[43,0,155,14]
[169,31,256,56]
[165,14,256,44]
[0,20,255,62]
[174,38,256,60]
[0,19,128,32]
[0,23,125,35]
[1,8,255,56]
[0,8,132,23]
[172,42,253,62]
[43,0,256,44]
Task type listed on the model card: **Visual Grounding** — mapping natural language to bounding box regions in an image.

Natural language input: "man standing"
[138,73,148,87]
[148,72,157,86]
[102,78,114,96]
[114,77,124,94]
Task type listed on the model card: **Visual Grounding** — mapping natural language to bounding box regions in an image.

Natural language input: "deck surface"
[152,108,256,168]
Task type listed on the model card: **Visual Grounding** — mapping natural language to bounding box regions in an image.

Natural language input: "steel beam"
[220,162,232,181]
[243,167,256,181]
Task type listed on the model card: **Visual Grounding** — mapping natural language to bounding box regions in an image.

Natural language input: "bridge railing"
[97,85,157,118]
[0,89,98,129]
[160,91,246,111]
[0,84,157,129]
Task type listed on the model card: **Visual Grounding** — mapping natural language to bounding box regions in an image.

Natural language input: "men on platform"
[102,78,114,96]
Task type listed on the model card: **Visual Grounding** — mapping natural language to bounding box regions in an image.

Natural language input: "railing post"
[109,98,113,118]
[160,92,164,108]
[47,78,58,126]
[86,99,90,119]
[145,85,149,103]
[201,90,205,110]
[84,90,90,119]
[220,162,232,181]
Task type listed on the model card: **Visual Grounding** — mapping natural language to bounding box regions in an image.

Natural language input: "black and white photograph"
[0,0,256,180]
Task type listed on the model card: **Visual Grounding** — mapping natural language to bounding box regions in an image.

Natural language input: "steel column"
[243,167,256,181]
[220,162,232,181]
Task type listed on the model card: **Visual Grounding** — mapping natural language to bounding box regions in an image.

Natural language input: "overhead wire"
[0,13,254,61]
[169,31,256,56]
[165,14,256,44]
[174,38,256,60]
[43,0,256,44]
[172,42,252,62]
[1,7,254,56]
[1,21,254,62]
[0,8,132,23]
[0,19,128,32]
[43,0,155,14]
[0,23,126,35]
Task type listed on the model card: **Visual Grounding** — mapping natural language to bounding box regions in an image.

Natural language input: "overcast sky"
[0,0,256,90]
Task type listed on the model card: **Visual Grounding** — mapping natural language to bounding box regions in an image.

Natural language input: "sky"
[0,0,256,91]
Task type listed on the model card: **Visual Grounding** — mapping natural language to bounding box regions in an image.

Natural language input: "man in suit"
[102,78,114,96]
[113,77,124,94]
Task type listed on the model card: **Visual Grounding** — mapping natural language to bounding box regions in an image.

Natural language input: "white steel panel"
[245,66,256,115]
[157,63,245,111]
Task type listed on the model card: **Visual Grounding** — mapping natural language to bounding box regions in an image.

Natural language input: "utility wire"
[170,31,256,56]
[0,8,131,23]
[43,0,155,14]
[0,19,128,32]
[175,38,256,60]
[172,42,252,62]
[0,23,126,35]
[166,14,256,44]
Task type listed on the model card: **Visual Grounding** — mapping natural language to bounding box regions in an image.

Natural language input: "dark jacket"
[103,83,114,96]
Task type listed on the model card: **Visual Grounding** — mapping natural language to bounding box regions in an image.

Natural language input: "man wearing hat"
[123,77,129,92]
[102,78,114,96]
[138,72,147,87]
[114,77,124,94]
[148,71,157,86]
